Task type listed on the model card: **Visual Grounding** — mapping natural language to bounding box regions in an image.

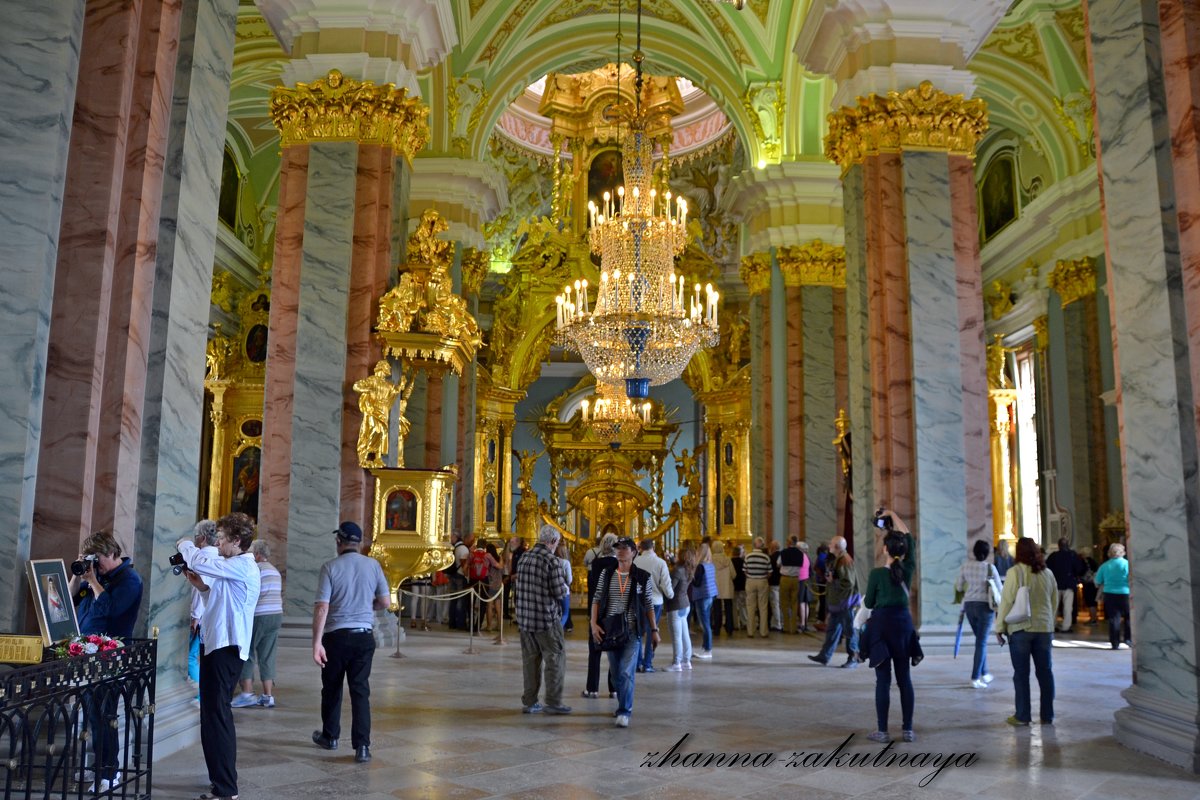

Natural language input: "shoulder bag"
[987,566,1003,610]
[598,612,630,651]
[1004,568,1031,625]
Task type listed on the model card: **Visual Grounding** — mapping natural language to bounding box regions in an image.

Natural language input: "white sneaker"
[682,661,692,670]
[230,692,258,708]
[88,778,111,793]
[615,714,630,728]
[695,650,713,659]
[665,663,683,672]
[971,679,988,689]
[258,694,276,708]
[981,674,994,684]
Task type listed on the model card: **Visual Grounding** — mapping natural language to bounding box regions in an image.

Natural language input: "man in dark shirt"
[1045,538,1085,632]
[514,525,570,715]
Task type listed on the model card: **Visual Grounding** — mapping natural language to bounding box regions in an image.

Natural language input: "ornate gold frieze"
[1048,256,1096,307]
[269,69,429,161]
[777,240,846,288]
[739,252,771,295]
[825,81,989,171]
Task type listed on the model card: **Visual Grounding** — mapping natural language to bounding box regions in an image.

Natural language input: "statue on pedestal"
[353,360,414,468]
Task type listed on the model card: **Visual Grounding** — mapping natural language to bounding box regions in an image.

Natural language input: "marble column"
[0,0,85,630]
[741,254,773,541]
[134,0,238,751]
[261,71,426,619]
[1086,0,1200,771]
[783,283,805,539]
[33,0,183,561]
[829,92,991,630]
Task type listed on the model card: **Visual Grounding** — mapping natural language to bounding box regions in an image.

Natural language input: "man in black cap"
[311,521,390,764]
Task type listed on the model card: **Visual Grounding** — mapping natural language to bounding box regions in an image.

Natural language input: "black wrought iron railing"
[0,639,156,800]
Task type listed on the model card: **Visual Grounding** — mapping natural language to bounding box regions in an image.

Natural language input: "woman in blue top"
[1094,543,1130,649]
[862,508,918,743]
[691,543,717,658]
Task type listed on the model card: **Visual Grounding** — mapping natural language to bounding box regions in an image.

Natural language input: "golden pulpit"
[368,467,457,591]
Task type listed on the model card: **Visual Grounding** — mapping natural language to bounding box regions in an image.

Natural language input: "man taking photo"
[177,512,261,800]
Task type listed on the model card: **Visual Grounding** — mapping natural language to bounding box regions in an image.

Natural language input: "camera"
[873,508,894,531]
[168,552,188,576]
[70,554,99,577]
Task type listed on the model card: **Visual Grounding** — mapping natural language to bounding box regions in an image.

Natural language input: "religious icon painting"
[385,489,418,531]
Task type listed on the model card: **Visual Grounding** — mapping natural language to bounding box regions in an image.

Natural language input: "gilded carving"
[352,361,414,468]
[825,81,989,171]
[1054,91,1095,159]
[777,240,846,288]
[461,247,488,296]
[1032,316,1049,352]
[449,76,489,156]
[211,270,237,313]
[987,335,1012,390]
[739,252,771,295]
[269,69,429,161]
[985,280,1015,319]
[743,82,784,163]
[377,210,483,353]
[205,334,235,382]
[1048,256,1096,307]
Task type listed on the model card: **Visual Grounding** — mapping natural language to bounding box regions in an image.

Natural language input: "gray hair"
[249,539,271,559]
[538,525,560,546]
[830,536,847,554]
[193,519,218,547]
[753,536,765,550]
[1109,542,1126,558]
[599,532,619,556]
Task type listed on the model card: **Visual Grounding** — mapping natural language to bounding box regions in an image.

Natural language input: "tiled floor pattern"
[152,622,1200,799]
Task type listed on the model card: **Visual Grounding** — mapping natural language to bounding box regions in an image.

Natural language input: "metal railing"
[0,639,156,800]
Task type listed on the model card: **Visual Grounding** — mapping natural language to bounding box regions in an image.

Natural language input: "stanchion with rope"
[390,593,406,659]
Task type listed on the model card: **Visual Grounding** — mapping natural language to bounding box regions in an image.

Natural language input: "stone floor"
[152,620,1200,799]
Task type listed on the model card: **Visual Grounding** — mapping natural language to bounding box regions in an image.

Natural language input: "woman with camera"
[862,508,918,743]
[995,536,1058,726]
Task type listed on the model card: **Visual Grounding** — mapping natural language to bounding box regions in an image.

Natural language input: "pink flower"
[101,640,120,651]
[86,635,102,645]
[68,642,83,656]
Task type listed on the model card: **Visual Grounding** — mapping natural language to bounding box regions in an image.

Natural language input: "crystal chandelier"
[555,0,720,400]
[581,381,652,444]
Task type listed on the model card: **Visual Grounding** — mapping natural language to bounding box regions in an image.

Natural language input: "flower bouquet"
[54,633,124,659]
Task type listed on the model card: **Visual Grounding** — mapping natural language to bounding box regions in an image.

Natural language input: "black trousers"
[320,630,376,748]
[1103,593,1132,648]
[585,633,617,695]
[711,598,734,635]
[84,684,120,781]
[199,645,243,798]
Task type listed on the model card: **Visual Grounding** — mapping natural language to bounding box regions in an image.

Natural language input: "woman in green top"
[995,537,1058,726]
[862,508,919,744]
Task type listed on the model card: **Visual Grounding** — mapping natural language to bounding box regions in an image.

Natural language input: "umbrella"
[953,608,966,658]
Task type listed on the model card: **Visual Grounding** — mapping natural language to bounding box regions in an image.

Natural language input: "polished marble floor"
[153,620,1200,799]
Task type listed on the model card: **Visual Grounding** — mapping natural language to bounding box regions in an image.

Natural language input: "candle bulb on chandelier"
[580,279,589,313]
[604,191,611,219]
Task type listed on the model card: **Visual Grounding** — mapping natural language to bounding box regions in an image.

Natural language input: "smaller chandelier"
[581,381,652,444]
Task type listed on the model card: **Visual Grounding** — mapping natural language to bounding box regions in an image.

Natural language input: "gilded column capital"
[1047,256,1096,307]
[824,80,988,172]
[1032,316,1049,352]
[777,240,846,288]
[461,247,488,296]
[269,69,429,161]
[739,252,772,295]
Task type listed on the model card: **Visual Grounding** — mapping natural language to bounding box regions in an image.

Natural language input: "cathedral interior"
[4,0,1200,780]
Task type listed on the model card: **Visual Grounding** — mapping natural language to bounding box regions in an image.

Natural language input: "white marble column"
[1087,0,1200,772]
[0,1,85,630]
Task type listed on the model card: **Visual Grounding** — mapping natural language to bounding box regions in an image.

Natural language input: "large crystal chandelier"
[581,381,652,444]
[555,0,719,400]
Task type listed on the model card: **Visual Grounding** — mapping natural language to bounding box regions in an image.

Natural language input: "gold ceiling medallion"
[1047,256,1096,307]
[739,251,771,295]
[269,69,429,160]
[777,240,846,288]
[824,81,989,171]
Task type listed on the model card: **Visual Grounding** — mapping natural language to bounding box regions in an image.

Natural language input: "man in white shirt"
[633,539,674,673]
[177,512,261,800]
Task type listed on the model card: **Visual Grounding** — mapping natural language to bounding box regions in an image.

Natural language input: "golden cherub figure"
[352,361,414,468]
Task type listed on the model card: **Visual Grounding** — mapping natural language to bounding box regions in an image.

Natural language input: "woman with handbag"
[954,540,1002,689]
[995,536,1058,726]
[589,537,660,728]
[664,543,695,671]
[861,509,918,743]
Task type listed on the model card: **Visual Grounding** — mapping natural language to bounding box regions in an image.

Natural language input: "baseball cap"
[335,521,363,542]
[614,537,637,551]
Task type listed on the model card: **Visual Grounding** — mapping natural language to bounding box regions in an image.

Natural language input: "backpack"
[469,549,490,582]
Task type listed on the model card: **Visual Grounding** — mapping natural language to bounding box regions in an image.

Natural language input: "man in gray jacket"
[634,539,674,673]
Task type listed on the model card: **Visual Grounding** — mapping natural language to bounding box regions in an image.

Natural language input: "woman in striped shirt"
[230,539,283,708]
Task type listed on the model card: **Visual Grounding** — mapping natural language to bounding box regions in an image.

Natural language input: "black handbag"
[598,612,631,651]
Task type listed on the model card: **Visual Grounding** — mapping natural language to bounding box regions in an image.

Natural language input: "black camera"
[169,552,188,576]
[70,554,99,577]
[873,508,894,531]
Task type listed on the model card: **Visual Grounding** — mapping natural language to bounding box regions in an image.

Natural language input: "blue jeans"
[963,602,993,680]
[606,636,641,716]
[1008,630,1054,723]
[816,606,860,662]
[640,604,663,669]
[695,597,714,651]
